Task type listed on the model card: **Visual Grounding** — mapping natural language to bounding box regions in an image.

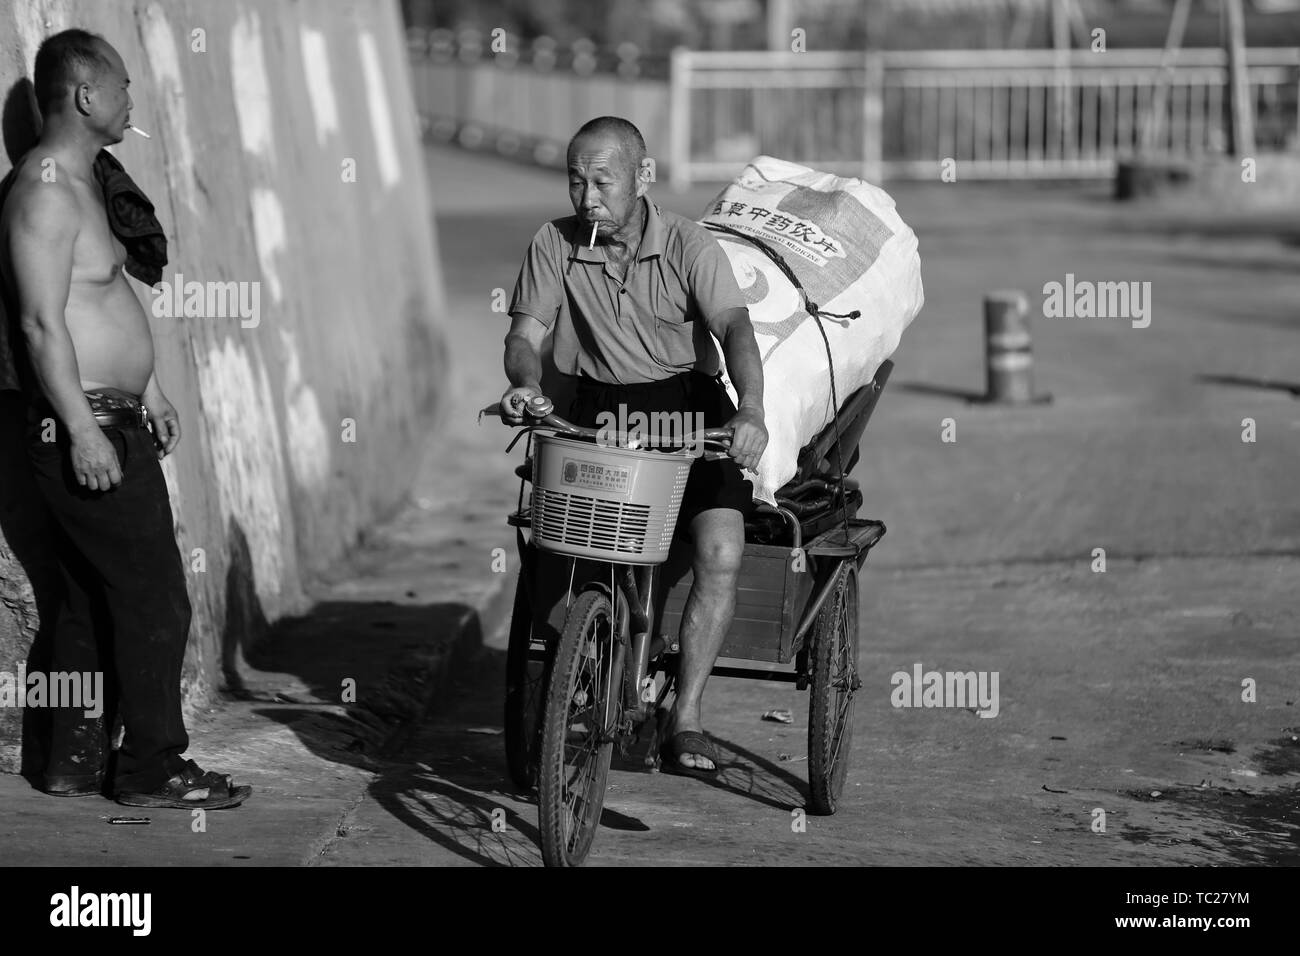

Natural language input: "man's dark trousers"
[25,407,192,793]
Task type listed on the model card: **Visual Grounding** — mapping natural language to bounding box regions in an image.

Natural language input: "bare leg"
[670,508,744,770]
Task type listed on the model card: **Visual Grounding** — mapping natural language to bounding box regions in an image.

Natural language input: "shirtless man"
[0,29,248,809]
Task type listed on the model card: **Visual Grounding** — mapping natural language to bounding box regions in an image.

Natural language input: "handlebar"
[481,395,734,454]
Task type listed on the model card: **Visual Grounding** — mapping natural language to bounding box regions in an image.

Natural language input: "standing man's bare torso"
[0,151,154,397]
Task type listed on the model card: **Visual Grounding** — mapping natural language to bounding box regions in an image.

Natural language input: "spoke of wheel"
[561,610,612,851]
[568,738,601,838]
[823,575,855,774]
[827,691,853,772]
[565,704,599,787]
[829,691,853,767]
[562,666,591,810]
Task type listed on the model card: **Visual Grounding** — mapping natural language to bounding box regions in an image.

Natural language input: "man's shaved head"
[568,116,646,174]
[34,29,114,115]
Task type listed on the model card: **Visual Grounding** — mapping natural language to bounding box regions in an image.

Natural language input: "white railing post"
[669,46,691,190]
[1224,0,1256,156]
[862,51,884,181]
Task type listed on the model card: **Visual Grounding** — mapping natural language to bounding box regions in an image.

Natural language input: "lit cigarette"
[588,222,597,249]
[126,124,151,139]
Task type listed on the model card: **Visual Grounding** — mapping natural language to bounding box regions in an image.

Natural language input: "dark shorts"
[566,370,755,536]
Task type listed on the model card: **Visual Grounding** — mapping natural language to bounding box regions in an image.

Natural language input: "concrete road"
[315,146,1300,866]
[320,552,1298,866]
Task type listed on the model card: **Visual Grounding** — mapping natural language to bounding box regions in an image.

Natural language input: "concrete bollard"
[983,290,1046,405]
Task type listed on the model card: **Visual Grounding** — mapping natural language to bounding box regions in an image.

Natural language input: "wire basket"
[529,433,693,564]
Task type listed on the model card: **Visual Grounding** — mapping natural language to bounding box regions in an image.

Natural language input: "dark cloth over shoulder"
[91,149,167,286]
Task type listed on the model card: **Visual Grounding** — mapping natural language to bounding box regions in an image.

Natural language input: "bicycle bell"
[526,395,554,418]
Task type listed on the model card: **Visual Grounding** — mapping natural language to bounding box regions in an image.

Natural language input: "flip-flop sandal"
[659,730,722,780]
[116,760,252,810]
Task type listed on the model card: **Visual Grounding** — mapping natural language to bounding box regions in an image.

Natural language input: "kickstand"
[646,681,678,771]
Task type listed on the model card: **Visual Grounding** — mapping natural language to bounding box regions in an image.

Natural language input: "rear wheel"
[538,589,624,867]
[807,562,859,815]
[504,573,549,790]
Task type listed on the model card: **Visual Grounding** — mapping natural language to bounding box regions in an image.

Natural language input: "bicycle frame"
[616,562,664,720]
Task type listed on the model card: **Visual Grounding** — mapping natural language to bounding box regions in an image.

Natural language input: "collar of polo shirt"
[569,196,666,264]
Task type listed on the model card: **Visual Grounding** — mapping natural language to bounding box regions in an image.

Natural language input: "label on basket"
[561,457,631,494]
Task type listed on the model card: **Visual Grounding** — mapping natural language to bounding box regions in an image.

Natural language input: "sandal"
[116,759,252,810]
[659,730,722,780]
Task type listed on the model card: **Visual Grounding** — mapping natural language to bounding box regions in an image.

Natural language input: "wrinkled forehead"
[567,133,634,174]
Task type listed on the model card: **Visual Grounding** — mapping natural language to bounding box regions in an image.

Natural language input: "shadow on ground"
[231,597,490,770]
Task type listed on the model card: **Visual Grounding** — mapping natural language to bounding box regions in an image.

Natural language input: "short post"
[983,290,1040,404]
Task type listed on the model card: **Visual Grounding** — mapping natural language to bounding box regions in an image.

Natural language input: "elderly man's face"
[567,133,644,242]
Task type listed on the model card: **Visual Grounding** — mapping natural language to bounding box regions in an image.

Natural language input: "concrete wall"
[0,0,448,773]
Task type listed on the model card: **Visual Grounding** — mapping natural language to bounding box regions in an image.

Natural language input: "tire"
[807,562,860,816]
[504,573,548,790]
[538,589,624,867]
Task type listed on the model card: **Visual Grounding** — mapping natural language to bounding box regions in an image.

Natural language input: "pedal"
[610,706,662,773]
[639,677,656,703]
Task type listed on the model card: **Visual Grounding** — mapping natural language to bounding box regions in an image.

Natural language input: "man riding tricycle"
[488,116,901,867]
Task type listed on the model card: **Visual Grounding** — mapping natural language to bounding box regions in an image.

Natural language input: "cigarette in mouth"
[126,124,151,139]
[588,222,598,249]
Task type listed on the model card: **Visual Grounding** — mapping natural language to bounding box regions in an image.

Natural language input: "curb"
[370,572,516,756]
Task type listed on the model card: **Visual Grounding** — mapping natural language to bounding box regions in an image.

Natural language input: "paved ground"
[322,146,1300,866]
[324,555,1298,866]
[2,142,1296,867]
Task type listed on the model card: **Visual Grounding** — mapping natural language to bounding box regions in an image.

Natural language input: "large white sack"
[700,156,924,506]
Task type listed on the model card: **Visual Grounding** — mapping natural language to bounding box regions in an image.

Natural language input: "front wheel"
[807,562,859,815]
[538,589,624,867]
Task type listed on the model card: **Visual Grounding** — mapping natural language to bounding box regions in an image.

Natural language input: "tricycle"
[490,360,893,866]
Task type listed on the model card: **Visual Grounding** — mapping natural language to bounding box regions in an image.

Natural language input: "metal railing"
[668,50,886,186]
[879,47,1300,180]
[408,32,1300,184]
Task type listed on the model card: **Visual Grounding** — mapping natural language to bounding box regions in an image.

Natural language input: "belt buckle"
[137,403,149,429]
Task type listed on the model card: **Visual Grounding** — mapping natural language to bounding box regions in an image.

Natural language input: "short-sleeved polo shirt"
[508,196,747,385]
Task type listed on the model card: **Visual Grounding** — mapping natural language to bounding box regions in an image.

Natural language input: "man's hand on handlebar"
[500,384,542,425]
[725,406,768,471]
